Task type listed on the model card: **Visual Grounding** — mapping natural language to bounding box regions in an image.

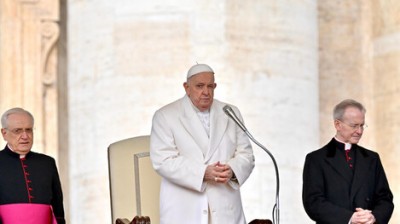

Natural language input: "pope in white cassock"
[150,63,255,224]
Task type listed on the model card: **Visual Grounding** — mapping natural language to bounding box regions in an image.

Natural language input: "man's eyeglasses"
[6,128,34,135]
[338,120,368,131]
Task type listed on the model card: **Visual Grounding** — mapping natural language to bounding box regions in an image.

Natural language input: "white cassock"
[150,95,255,224]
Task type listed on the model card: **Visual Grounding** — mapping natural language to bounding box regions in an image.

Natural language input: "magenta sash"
[0,203,57,224]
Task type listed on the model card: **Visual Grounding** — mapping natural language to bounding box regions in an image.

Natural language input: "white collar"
[7,144,26,158]
[334,137,352,150]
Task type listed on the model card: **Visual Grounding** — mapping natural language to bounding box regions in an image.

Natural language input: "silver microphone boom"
[223,104,280,224]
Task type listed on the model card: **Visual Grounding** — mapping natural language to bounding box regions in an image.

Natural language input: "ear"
[183,82,189,94]
[1,128,7,139]
[334,119,341,131]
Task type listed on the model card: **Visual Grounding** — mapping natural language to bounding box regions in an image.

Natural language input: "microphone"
[223,105,248,132]
[223,105,280,224]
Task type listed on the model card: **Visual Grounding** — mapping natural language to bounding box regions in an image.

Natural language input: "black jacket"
[302,138,394,224]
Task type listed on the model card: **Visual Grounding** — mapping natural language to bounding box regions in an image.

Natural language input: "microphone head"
[223,104,247,132]
[223,105,232,114]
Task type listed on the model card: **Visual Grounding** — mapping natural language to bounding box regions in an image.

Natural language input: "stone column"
[0,0,60,159]
[223,1,319,223]
[319,1,399,222]
[318,0,376,147]
[372,1,400,223]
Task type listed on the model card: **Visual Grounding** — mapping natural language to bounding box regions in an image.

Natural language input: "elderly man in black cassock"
[0,108,65,224]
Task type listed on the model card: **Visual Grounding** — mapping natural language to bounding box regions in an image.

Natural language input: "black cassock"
[0,146,65,224]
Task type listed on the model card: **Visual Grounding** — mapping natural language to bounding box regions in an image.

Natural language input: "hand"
[204,161,233,183]
[350,208,376,224]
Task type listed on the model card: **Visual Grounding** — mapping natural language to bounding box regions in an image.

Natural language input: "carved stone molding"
[0,0,60,159]
[41,21,59,86]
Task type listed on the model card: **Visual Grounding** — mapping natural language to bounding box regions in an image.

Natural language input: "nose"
[20,130,30,138]
[355,126,364,134]
[202,86,210,95]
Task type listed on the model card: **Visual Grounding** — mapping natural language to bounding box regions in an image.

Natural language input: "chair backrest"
[108,135,160,224]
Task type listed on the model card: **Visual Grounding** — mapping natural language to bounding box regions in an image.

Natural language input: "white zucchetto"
[187,64,214,78]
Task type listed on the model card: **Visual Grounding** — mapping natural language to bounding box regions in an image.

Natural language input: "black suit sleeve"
[50,159,66,224]
[302,153,353,223]
[370,155,394,224]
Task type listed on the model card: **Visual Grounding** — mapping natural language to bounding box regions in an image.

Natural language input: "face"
[1,113,34,155]
[184,72,217,111]
[334,106,365,144]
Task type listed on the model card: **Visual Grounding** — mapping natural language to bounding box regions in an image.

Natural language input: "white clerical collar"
[197,109,210,115]
[334,137,352,150]
[189,101,211,136]
[7,144,26,158]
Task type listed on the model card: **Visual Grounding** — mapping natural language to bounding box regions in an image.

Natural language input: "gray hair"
[333,99,366,120]
[1,107,34,128]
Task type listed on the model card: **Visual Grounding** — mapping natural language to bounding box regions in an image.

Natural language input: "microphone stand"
[244,129,280,224]
[223,105,280,224]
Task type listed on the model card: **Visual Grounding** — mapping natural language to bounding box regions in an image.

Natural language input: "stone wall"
[372,1,400,223]
[0,0,60,158]
[319,1,399,223]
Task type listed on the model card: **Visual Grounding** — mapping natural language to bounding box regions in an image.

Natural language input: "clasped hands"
[204,161,233,184]
[350,208,376,224]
